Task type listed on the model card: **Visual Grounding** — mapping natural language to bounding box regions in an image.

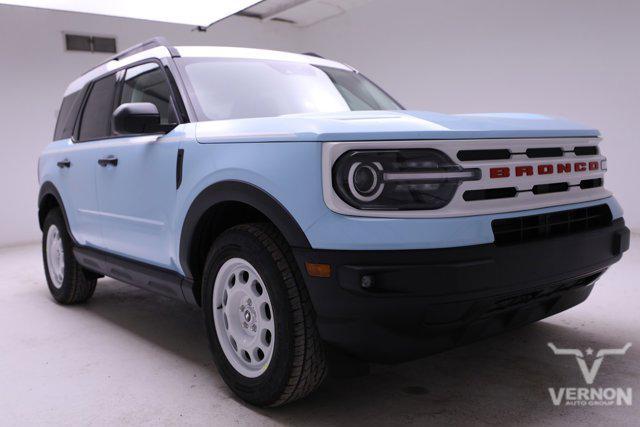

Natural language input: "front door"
[94,62,183,270]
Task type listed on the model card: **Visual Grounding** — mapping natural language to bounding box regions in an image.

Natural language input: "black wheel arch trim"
[179,180,311,280]
[38,182,75,240]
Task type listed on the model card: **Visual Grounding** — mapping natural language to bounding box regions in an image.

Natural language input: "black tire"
[202,223,327,407]
[42,208,97,304]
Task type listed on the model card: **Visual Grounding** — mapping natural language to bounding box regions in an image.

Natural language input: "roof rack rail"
[113,36,180,61]
[302,52,324,58]
[86,36,180,73]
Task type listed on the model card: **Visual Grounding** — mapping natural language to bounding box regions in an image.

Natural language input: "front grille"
[574,146,599,156]
[485,271,602,316]
[463,180,597,202]
[457,149,511,161]
[580,178,603,189]
[531,182,569,195]
[526,147,564,158]
[491,204,612,245]
[463,187,517,201]
[457,146,599,161]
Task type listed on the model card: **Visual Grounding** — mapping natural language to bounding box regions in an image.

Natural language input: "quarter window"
[53,90,83,141]
[118,63,177,125]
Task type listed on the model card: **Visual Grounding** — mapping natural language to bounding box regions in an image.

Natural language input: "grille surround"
[322,138,610,218]
[491,204,613,245]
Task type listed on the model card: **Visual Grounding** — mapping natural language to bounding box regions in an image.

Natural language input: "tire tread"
[43,208,96,304]
[232,223,327,406]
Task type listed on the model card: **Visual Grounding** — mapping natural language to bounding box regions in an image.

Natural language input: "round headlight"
[332,149,480,210]
[348,162,384,202]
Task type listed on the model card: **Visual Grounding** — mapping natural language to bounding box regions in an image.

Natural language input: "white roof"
[176,46,351,70]
[64,45,353,96]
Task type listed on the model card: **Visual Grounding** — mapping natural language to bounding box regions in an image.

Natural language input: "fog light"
[361,275,374,289]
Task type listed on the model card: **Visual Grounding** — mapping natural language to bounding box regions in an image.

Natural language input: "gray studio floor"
[1,237,639,426]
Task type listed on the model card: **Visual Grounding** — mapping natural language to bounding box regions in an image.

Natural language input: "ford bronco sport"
[38,37,630,406]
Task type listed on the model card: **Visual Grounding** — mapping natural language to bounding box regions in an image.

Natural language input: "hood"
[195,110,599,143]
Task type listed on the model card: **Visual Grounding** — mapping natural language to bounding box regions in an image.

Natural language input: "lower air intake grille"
[492,204,612,245]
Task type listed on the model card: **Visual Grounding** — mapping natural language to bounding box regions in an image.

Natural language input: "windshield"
[177,58,403,121]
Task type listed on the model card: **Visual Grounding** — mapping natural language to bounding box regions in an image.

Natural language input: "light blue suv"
[38,37,629,406]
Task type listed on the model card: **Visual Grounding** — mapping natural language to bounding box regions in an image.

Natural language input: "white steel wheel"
[42,208,97,304]
[213,257,275,378]
[46,225,65,289]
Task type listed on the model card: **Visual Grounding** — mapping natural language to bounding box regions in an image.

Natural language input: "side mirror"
[112,102,173,135]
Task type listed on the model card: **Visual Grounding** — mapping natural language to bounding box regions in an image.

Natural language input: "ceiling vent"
[65,34,117,54]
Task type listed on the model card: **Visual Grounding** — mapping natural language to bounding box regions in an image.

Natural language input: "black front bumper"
[293,218,630,363]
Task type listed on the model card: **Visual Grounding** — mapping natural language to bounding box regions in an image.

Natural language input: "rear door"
[57,74,119,247]
[93,62,183,270]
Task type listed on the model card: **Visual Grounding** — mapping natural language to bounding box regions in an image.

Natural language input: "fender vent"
[491,204,612,245]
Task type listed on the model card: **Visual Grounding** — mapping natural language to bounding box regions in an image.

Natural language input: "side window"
[118,62,177,125]
[53,90,83,141]
[78,74,117,141]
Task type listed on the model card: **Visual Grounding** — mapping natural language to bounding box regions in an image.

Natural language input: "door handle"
[98,156,118,167]
[57,159,71,168]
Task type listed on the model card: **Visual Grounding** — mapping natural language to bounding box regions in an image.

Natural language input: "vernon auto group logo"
[547,342,633,406]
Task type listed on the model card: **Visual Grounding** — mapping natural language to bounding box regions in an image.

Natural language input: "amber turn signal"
[305,262,331,278]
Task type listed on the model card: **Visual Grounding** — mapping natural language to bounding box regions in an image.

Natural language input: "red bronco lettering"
[489,161,600,178]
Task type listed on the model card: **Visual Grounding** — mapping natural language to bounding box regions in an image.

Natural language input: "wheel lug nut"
[251,324,257,332]
[247,299,252,306]
[243,322,248,329]
[239,305,245,312]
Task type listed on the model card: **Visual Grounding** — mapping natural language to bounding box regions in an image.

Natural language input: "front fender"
[178,180,311,279]
[174,140,326,278]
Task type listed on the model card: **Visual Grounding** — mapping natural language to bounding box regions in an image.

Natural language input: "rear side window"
[78,74,117,141]
[53,91,83,141]
[118,62,177,125]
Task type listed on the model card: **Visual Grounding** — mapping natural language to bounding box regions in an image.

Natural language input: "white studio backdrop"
[0,4,297,247]
[0,0,262,26]
[1,0,639,247]
[297,0,640,232]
